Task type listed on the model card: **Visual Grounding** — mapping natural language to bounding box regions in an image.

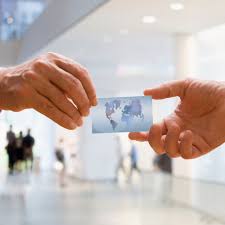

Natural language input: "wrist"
[0,67,7,78]
[0,67,5,73]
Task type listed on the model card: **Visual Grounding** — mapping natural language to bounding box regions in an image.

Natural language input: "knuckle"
[66,60,76,70]
[33,59,47,70]
[54,58,63,65]
[80,67,89,78]
[79,98,89,107]
[70,77,81,88]
[41,101,54,112]
[58,113,66,123]
[184,78,194,87]
[22,70,36,81]
[47,52,57,57]
[71,111,80,120]
[79,68,92,84]
[184,78,194,83]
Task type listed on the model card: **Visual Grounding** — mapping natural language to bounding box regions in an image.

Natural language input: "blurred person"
[5,130,16,175]
[15,133,24,172]
[129,79,225,159]
[6,145,16,174]
[0,52,97,130]
[55,138,66,187]
[115,136,126,182]
[6,124,16,144]
[18,131,23,142]
[153,154,172,174]
[22,129,35,171]
[130,144,140,175]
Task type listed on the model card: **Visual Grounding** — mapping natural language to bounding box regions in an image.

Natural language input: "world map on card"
[92,96,152,134]
[104,99,144,131]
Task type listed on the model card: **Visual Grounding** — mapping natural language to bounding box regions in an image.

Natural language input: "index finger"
[55,58,97,106]
[144,79,188,100]
[128,132,149,142]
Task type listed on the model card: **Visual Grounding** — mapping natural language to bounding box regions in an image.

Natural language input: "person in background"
[55,138,66,187]
[22,129,35,171]
[15,133,24,172]
[153,154,172,174]
[6,125,16,144]
[18,131,23,142]
[115,136,126,182]
[130,144,140,175]
[5,126,16,175]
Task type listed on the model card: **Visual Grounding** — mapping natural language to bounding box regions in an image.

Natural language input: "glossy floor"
[0,172,223,225]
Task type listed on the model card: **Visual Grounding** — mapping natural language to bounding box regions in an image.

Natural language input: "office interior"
[0,1,225,225]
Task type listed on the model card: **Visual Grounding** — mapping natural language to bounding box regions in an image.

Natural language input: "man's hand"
[129,79,225,159]
[0,52,97,130]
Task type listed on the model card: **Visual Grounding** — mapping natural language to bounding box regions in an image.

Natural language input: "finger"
[164,123,181,158]
[148,123,167,155]
[128,132,148,142]
[144,80,186,100]
[55,58,97,106]
[161,135,166,146]
[179,130,203,159]
[192,133,211,155]
[25,74,83,126]
[43,64,91,117]
[32,93,79,130]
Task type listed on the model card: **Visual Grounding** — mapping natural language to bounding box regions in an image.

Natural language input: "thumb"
[144,80,187,100]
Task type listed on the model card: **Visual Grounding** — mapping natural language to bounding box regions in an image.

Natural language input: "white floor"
[0,172,223,225]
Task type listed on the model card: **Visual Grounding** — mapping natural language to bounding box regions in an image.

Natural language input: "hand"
[0,52,97,130]
[129,79,225,159]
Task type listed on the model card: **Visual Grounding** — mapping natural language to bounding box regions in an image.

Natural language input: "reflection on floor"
[0,172,223,225]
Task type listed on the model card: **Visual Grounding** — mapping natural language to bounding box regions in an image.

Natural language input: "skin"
[129,79,225,159]
[0,52,97,130]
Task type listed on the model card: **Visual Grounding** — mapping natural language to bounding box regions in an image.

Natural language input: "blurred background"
[0,0,225,225]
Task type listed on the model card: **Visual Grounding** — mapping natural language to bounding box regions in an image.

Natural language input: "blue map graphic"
[92,96,152,133]
[104,99,144,131]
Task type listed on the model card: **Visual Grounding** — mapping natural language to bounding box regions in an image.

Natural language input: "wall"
[0,41,20,66]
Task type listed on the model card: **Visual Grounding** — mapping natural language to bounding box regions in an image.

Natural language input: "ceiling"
[82,0,225,34]
[30,0,225,86]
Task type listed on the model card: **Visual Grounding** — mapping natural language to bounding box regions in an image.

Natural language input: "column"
[172,33,198,178]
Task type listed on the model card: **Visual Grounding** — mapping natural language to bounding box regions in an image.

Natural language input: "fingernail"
[81,108,90,117]
[70,121,77,130]
[92,98,98,106]
[77,118,83,127]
